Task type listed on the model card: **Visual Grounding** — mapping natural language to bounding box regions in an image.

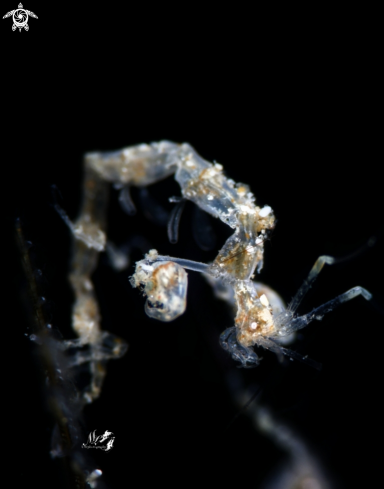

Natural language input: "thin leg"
[167,197,186,244]
[220,327,260,367]
[285,286,372,333]
[118,185,136,215]
[288,255,335,313]
[145,251,211,274]
[260,337,322,370]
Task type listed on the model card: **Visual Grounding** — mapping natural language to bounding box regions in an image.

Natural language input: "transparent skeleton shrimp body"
[63,141,372,397]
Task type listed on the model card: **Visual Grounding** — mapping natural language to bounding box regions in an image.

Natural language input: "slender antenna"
[288,256,335,313]
[331,235,378,265]
[289,234,379,314]
[288,286,372,333]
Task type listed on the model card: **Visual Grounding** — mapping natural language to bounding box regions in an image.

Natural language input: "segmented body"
[62,140,371,395]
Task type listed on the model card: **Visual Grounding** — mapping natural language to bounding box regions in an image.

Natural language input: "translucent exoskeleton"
[129,250,188,322]
[57,140,372,392]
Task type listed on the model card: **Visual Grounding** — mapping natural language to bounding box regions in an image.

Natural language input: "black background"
[4,4,383,488]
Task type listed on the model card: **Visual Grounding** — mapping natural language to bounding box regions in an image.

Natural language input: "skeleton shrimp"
[58,140,372,402]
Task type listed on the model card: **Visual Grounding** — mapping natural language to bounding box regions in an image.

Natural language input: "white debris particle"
[259,205,272,217]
